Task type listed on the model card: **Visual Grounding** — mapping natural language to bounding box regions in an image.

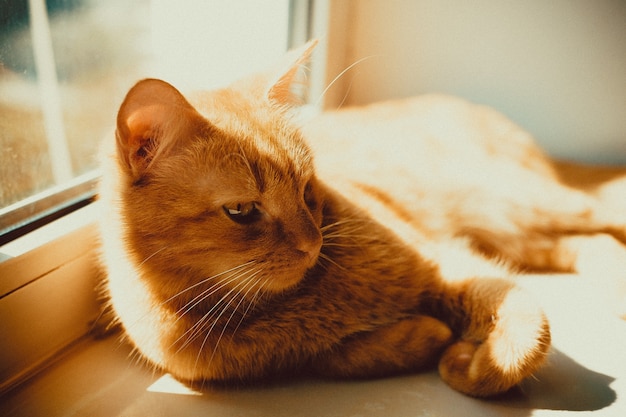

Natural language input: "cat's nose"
[297,234,322,266]
[293,209,323,266]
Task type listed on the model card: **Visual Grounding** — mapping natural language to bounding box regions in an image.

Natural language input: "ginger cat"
[99,41,626,397]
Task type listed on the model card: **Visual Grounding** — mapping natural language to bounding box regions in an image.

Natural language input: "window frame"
[0,171,98,246]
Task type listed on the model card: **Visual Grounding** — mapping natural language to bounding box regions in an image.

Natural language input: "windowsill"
[0,203,102,394]
[0,202,100,294]
[1,270,625,416]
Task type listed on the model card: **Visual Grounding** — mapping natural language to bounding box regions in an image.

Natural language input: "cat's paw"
[438,287,551,397]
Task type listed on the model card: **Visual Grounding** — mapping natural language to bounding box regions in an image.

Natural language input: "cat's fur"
[99,41,626,397]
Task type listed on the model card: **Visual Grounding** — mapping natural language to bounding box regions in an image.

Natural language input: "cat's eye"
[223,202,262,225]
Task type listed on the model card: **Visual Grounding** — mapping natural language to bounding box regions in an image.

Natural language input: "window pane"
[0,0,151,209]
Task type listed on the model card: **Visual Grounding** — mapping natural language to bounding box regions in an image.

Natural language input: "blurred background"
[317,0,626,165]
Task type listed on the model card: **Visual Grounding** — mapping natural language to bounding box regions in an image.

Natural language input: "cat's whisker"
[204,270,265,367]
[321,219,382,252]
[137,246,168,267]
[229,274,269,341]
[334,74,356,111]
[193,271,263,369]
[177,265,265,351]
[172,267,262,351]
[110,262,254,339]
[320,217,370,232]
[162,261,256,306]
[322,241,369,248]
[323,230,375,247]
[318,252,349,273]
[321,222,374,241]
[323,231,375,240]
[172,265,257,322]
[313,55,381,109]
[217,276,269,363]
[166,270,260,334]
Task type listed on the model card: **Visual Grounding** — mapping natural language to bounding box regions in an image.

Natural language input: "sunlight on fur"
[98,40,626,398]
[489,288,548,374]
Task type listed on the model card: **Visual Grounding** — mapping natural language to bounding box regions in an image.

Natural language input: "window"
[0,0,152,243]
[1,0,312,394]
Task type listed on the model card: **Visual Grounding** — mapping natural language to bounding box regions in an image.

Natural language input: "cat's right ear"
[266,39,318,106]
[116,78,205,178]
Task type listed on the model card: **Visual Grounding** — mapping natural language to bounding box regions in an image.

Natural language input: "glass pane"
[0,0,152,209]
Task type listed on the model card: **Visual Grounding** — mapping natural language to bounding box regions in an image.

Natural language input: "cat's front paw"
[438,287,551,397]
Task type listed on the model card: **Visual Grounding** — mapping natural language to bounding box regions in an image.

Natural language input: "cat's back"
[304,94,552,181]
[302,94,558,239]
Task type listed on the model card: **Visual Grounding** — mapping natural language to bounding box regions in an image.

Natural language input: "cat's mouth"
[260,248,321,293]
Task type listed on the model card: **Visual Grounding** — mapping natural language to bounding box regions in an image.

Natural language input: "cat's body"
[99,42,626,397]
[306,95,626,270]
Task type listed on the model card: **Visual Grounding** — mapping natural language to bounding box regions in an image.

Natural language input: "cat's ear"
[116,78,206,178]
[266,39,318,106]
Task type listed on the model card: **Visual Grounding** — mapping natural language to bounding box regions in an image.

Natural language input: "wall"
[320,0,626,164]
[151,0,290,91]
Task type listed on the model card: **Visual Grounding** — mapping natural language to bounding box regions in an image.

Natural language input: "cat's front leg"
[314,315,453,379]
[434,278,551,397]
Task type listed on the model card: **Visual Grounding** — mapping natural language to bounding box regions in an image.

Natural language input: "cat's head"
[111,41,324,294]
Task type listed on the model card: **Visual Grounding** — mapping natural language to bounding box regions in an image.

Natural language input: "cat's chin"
[262,263,316,293]
[257,248,320,293]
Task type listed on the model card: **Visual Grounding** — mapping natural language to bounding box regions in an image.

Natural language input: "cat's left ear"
[266,39,318,106]
[116,79,207,179]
